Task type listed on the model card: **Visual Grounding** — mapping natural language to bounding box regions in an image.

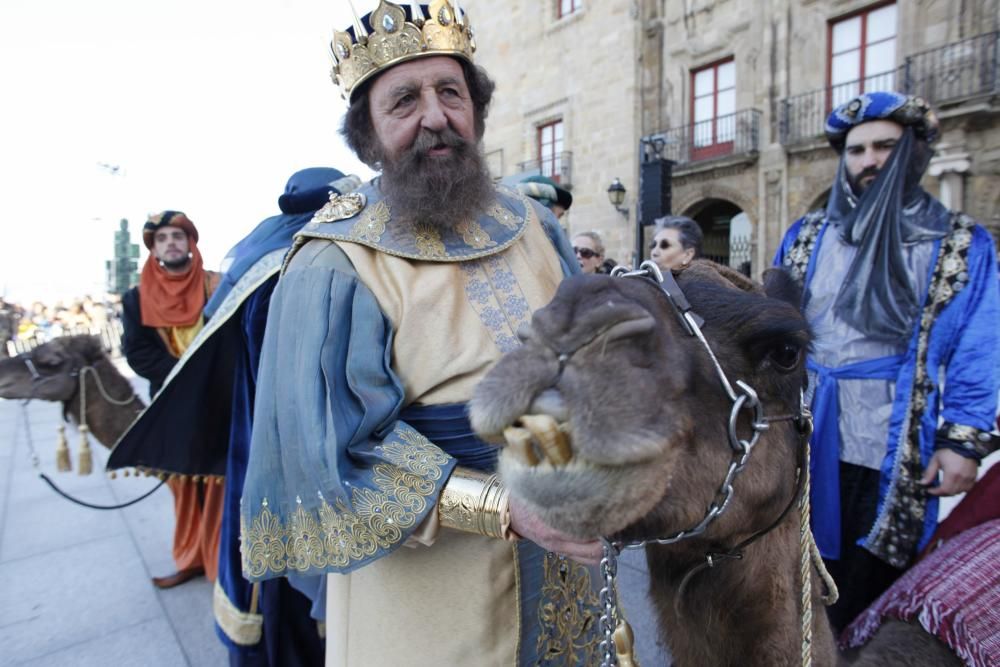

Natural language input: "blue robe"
[239,182,612,665]
[775,211,1000,567]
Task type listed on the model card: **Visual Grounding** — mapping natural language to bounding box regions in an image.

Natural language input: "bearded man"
[774,92,1000,631]
[121,210,224,588]
[239,3,612,665]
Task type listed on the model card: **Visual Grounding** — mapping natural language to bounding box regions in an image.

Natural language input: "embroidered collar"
[295,181,533,262]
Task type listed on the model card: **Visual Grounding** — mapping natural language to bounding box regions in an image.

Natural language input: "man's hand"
[920,449,978,496]
[508,497,603,565]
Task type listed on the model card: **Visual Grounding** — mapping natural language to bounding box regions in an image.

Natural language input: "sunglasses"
[649,239,673,251]
[573,247,599,259]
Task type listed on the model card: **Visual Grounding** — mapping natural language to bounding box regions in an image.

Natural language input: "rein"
[16,357,164,511]
[595,262,829,667]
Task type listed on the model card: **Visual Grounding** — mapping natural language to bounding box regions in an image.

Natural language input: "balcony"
[780,31,999,145]
[643,108,762,169]
[516,151,573,187]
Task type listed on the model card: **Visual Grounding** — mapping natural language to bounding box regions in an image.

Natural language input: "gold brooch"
[312,192,367,223]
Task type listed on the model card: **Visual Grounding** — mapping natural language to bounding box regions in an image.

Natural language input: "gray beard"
[378,128,496,230]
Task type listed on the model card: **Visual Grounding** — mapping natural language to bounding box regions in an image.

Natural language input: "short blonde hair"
[572,231,605,256]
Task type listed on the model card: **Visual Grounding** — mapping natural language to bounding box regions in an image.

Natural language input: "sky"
[0,0,378,304]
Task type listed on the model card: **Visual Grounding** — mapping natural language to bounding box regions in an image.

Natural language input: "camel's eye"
[766,342,801,372]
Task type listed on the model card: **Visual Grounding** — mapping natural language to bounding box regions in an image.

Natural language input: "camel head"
[0,335,107,404]
[470,261,811,550]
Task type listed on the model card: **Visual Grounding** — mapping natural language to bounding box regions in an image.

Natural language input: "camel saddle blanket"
[841,518,1000,666]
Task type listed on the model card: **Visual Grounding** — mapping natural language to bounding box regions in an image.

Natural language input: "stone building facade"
[467,0,1000,275]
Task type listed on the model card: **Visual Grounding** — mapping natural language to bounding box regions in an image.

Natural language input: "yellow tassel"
[77,425,93,476]
[55,425,72,472]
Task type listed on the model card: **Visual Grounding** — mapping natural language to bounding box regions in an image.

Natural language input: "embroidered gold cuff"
[438,467,513,540]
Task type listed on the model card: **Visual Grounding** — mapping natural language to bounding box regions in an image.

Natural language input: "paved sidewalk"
[0,370,226,667]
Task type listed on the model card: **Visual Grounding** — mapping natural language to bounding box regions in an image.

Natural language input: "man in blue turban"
[774,92,999,631]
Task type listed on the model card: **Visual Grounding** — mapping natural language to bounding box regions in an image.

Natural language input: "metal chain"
[596,262,804,667]
[598,539,621,667]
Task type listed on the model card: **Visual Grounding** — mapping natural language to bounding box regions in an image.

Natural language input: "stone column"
[927,147,971,210]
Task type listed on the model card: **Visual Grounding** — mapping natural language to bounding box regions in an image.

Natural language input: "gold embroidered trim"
[294,192,535,262]
[456,218,497,250]
[487,203,521,230]
[413,222,447,258]
[868,213,975,567]
[349,199,389,243]
[535,553,603,665]
[213,580,263,647]
[241,427,451,578]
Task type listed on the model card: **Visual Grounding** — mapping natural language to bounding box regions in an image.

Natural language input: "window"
[537,120,564,182]
[558,0,582,18]
[829,3,897,106]
[690,58,735,160]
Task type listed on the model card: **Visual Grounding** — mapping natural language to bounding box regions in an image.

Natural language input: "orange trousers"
[168,478,224,582]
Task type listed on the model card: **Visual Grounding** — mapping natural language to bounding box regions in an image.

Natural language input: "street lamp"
[607,177,629,217]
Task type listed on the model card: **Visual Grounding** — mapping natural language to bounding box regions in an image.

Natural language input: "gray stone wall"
[466,0,1000,267]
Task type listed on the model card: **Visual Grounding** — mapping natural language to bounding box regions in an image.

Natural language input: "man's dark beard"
[848,165,880,196]
[160,256,191,271]
[378,127,495,230]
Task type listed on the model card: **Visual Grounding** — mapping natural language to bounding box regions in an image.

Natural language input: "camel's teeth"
[519,414,573,465]
[503,425,540,466]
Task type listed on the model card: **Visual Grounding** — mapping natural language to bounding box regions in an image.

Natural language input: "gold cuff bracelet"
[438,467,512,540]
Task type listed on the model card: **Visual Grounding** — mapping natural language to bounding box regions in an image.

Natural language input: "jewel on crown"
[330,0,476,101]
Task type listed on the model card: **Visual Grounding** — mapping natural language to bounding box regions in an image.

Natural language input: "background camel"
[0,334,144,449]
[470,262,961,666]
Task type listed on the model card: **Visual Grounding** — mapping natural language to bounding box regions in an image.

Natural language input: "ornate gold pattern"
[487,203,520,230]
[313,192,367,223]
[783,210,824,284]
[438,467,510,538]
[456,219,496,250]
[330,0,476,99]
[868,213,974,567]
[297,193,533,262]
[413,223,447,258]
[535,553,603,665]
[241,427,451,578]
[349,199,389,243]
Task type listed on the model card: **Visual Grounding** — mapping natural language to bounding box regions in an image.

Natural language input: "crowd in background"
[0,295,124,357]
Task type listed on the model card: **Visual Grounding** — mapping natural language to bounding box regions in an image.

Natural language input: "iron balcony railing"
[780,31,999,145]
[516,151,573,187]
[645,108,762,167]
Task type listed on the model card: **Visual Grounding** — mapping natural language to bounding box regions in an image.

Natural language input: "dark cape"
[109,167,349,667]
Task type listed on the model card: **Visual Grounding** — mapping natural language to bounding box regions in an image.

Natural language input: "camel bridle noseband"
[589,261,815,667]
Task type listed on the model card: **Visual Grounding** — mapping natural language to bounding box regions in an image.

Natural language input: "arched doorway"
[684,199,751,275]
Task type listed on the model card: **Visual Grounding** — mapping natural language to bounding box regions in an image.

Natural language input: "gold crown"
[330,1,476,101]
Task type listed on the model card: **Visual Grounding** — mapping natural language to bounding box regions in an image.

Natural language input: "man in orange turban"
[121,210,223,588]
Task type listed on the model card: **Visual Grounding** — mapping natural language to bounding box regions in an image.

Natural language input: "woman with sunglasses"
[649,215,703,271]
[571,231,606,274]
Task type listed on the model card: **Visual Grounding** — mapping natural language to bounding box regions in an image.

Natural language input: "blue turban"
[822,92,950,341]
[825,91,939,152]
